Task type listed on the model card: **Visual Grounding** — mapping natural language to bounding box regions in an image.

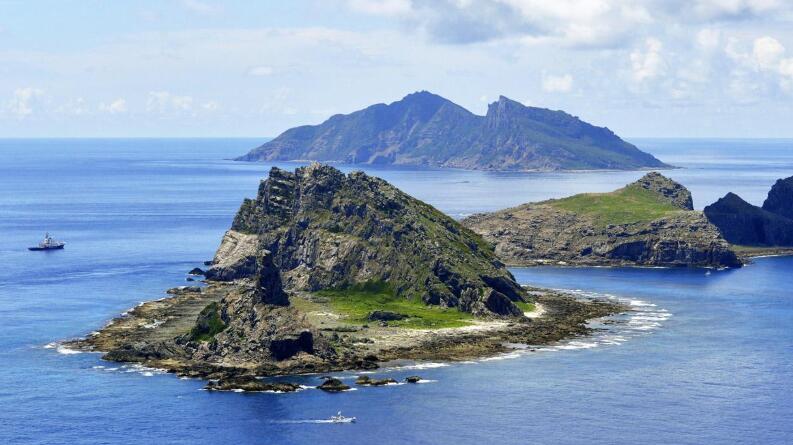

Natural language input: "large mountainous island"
[463,173,741,268]
[236,92,668,171]
[69,164,622,390]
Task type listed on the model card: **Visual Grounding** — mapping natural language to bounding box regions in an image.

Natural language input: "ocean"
[1,138,792,444]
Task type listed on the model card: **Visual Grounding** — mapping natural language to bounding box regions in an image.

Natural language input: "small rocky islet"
[462,172,742,268]
[67,163,626,391]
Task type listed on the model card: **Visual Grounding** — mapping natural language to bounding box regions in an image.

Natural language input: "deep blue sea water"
[1,138,792,445]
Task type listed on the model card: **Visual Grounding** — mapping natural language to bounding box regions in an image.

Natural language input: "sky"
[1,0,793,138]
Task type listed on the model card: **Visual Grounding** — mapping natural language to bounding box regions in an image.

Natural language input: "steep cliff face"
[208,163,527,317]
[186,253,333,367]
[462,173,741,268]
[705,192,793,246]
[762,176,793,220]
[236,92,668,171]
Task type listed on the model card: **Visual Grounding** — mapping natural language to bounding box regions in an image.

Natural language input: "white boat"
[28,233,65,251]
[329,411,356,423]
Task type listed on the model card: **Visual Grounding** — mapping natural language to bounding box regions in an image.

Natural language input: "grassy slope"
[315,282,474,329]
[548,184,682,226]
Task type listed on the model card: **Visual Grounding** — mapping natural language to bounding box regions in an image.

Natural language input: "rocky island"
[704,175,793,249]
[462,173,741,268]
[67,164,624,390]
[236,91,669,172]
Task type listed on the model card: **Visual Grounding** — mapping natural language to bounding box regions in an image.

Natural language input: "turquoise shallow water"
[1,138,792,445]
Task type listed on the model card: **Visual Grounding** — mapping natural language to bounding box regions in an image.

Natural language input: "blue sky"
[2,0,793,137]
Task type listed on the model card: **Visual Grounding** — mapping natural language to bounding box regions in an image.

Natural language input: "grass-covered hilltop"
[69,163,624,389]
[463,172,741,268]
[236,91,669,172]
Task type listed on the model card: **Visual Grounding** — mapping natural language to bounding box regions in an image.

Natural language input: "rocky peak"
[212,164,528,317]
[631,172,694,210]
[762,176,793,219]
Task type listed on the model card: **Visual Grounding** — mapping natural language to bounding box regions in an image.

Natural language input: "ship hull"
[28,245,65,251]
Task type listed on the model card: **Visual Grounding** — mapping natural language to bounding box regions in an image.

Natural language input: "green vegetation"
[316,281,474,329]
[515,301,536,313]
[549,185,682,226]
[188,302,227,342]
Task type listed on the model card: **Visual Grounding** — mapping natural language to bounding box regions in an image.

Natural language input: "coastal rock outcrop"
[207,163,527,317]
[236,91,668,172]
[463,173,740,268]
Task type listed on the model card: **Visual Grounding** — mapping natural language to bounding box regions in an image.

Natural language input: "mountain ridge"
[237,91,669,171]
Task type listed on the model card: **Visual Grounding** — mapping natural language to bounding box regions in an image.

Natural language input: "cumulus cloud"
[343,0,793,48]
[146,91,193,115]
[542,73,574,93]
[630,38,665,82]
[99,98,127,114]
[4,87,44,118]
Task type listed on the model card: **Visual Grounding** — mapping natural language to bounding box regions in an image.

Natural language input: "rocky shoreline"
[65,283,625,390]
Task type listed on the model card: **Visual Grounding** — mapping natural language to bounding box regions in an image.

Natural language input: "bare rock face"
[208,163,527,317]
[762,176,793,220]
[632,172,694,210]
[204,230,258,281]
[186,252,332,366]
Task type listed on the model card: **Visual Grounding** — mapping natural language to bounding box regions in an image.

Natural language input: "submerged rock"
[405,376,422,383]
[355,375,397,386]
[188,267,205,276]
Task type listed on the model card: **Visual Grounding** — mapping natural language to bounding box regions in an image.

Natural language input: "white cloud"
[146,91,193,115]
[630,38,665,82]
[752,36,785,70]
[99,98,127,114]
[4,87,44,118]
[248,65,274,76]
[201,100,219,111]
[542,73,574,92]
[696,28,721,49]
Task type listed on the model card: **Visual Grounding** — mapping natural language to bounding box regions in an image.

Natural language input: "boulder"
[188,267,205,276]
[366,310,407,322]
[405,375,422,383]
[318,377,350,392]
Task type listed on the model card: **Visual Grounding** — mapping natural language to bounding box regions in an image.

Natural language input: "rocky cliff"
[462,173,741,268]
[208,163,527,317]
[762,176,793,220]
[705,189,793,247]
[236,91,668,171]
